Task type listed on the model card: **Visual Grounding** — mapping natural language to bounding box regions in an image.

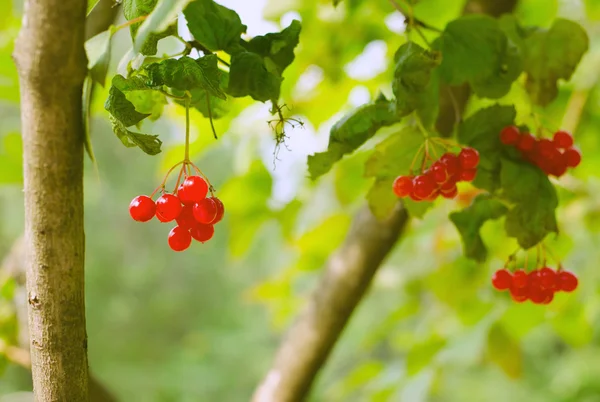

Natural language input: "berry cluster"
[491,267,578,304]
[500,126,581,177]
[393,147,480,201]
[129,174,224,252]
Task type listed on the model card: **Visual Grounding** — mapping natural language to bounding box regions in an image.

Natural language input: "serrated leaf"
[393,42,441,126]
[85,30,112,86]
[366,178,399,220]
[227,51,282,102]
[184,0,247,53]
[437,15,522,99]
[500,158,558,248]
[125,90,167,121]
[242,20,301,76]
[364,126,424,179]
[457,104,516,192]
[176,72,230,119]
[308,96,400,180]
[105,76,150,127]
[134,0,191,54]
[487,322,522,378]
[146,55,226,98]
[123,0,177,56]
[406,336,445,376]
[450,194,508,262]
[110,116,162,155]
[523,19,589,106]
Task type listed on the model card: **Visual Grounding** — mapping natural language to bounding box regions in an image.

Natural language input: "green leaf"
[177,72,230,119]
[242,20,302,76]
[406,336,445,376]
[392,42,441,126]
[87,0,101,15]
[403,198,433,219]
[227,51,282,102]
[500,158,558,248]
[487,322,522,378]
[125,90,167,121]
[146,55,226,98]
[450,194,508,262]
[123,0,177,56]
[110,116,162,155]
[457,104,516,192]
[366,178,400,220]
[308,95,400,180]
[523,19,589,106]
[85,30,112,86]
[105,76,150,127]
[134,0,192,54]
[184,0,247,53]
[437,15,522,98]
[364,126,423,180]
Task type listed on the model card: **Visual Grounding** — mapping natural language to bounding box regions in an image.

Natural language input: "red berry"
[212,197,225,224]
[541,290,555,304]
[459,147,480,169]
[177,184,192,205]
[180,176,209,204]
[176,204,198,230]
[156,210,169,222]
[512,269,528,288]
[426,189,441,201]
[409,190,423,202]
[168,226,192,252]
[528,270,542,288]
[441,186,457,199]
[190,224,215,243]
[492,269,512,290]
[564,147,581,168]
[529,284,546,304]
[155,194,182,222]
[393,176,413,197]
[510,285,528,302]
[440,153,460,176]
[193,198,218,224]
[539,267,557,290]
[537,138,557,161]
[460,168,477,182]
[550,152,568,177]
[517,133,536,152]
[129,195,155,222]
[557,271,578,292]
[430,161,447,184]
[412,174,437,199]
[553,130,573,149]
[500,126,520,145]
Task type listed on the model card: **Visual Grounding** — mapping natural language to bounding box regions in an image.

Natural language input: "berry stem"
[409,142,426,174]
[185,95,191,162]
[112,15,147,34]
[173,165,186,193]
[150,161,186,198]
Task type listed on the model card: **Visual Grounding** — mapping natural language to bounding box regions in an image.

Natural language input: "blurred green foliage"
[2,0,600,401]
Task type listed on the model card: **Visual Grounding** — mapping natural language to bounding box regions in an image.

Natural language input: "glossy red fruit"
[517,133,536,152]
[512,269,528,288]
[430,161,448,184]
[176,204,197,230]
[412,174,437,199]
[564,147,582,168]
[180,176,209,204]
[510,285,528,302]
[460,168,477,182]
[557,271,578,292]
[426,189,441,201]
[541,290,555,304]
[440,153,460,176]
[211,197,225,224]
[409,191,423,202]
[193,198,218,224]
[528,270,542,288]
[177,183,192,205]
[492,269,512,290]
[529,284,546,304]
[537,138,557,161]
[190,224,215,243]
[156,211,169,223]
[129,195,156,222]
[553,130,574,149]
[393,176,413,197]
[168,226,192,252]
[155,194,182,222]
[551,153,568,177]
[441,186,458,199]
[459,147,480,169]
[500,126,520,145]
[539,267,557,290]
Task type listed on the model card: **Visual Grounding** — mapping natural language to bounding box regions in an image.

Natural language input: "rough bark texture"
[13,0,89,400]
[252,1,519,401]
[252,204,409,402]
[1,238,118,402]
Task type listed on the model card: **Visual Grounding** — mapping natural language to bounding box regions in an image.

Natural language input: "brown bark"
[252,1,520,401]
[252,204,409,402]
[13,0,89,400]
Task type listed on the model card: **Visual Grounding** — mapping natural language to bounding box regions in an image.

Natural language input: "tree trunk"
[13,0,89,400]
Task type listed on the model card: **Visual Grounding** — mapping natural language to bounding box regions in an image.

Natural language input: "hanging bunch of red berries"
[393,145,480,202]
[129,161,224,252]
[492,266,578,304]
[500,126,581,177]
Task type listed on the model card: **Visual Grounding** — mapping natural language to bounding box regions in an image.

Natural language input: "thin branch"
[188,40,231,67]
